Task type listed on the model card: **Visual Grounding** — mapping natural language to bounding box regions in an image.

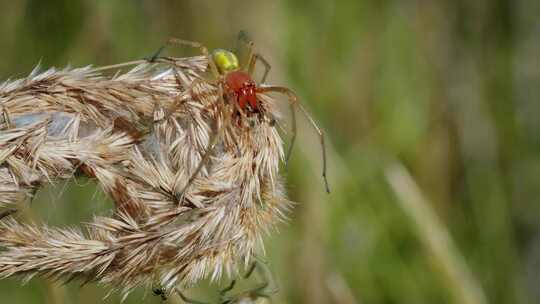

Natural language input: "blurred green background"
[0,0,538,303]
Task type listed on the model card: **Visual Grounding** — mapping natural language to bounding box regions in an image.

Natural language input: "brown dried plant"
[0,53,292,297]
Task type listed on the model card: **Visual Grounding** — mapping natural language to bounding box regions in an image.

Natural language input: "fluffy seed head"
[0,56,292,295]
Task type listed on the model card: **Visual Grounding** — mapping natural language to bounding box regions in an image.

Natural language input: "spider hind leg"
[257,86,330,193]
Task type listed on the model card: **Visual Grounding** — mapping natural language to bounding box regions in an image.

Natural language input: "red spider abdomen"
[225,71,258,111]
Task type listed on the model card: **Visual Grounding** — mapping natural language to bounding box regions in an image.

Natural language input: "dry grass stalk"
[385,163,487,304]
[0,55,292,296]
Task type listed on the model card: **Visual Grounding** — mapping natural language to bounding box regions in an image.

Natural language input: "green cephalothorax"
[212,49,240,73]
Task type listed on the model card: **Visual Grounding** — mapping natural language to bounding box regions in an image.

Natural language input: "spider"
[152,287,168,302]
[174,260,275,304]
[149,32,330,194]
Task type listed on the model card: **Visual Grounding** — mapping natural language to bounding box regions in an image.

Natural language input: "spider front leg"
[248,54,271,84]
[147,37,222,80]
[257,86,330,193]
[237,31,271,84]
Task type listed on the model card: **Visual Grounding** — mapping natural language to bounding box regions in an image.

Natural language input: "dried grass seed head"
[0,54,292,295]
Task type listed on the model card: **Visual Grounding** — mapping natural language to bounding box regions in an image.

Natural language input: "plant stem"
[385,162,487,304]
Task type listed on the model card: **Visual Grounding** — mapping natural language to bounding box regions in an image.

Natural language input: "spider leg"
[175,263,271,304]
[174,77,215,110]
[236,30,251,55]
[159,72,219,123]
[238,31,254,72]
[257,86,330,193]
[148,38,221,80]
[218,266,249,300]
[175,114,219,201]
[166,38,222,79]
[285,103,297,168]
[232,99,250,128]
[145,45,166,63]
[91,60,149,73]
[175,86,230,201]
[244,261,258,279]
[237,31,272,84]
[249,259,279,301]
[220,279,237,296]
[219,260,275,304]
[175,289,209,304]
[250,281,271,299]
[248,54,271,84]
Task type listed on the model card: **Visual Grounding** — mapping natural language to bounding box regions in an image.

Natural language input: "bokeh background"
[0,0,538,303]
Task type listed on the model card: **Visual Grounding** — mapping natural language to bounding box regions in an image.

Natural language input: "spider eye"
[212,49,240,73]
